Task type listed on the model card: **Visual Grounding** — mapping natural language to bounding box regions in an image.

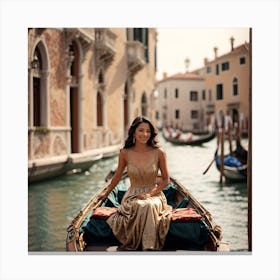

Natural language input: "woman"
[99,116,172,251]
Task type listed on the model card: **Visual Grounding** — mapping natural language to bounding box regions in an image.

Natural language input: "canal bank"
[28,144,122,183]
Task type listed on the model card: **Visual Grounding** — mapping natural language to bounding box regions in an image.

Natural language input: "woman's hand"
[137,193,151,200]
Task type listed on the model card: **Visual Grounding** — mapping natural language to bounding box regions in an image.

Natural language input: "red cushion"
[171,208,202,222]
[91,207,118,219]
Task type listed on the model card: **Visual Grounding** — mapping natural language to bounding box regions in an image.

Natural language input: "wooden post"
[228,120,233,154]
[248,28,252,252]
[215,117,220,147]
[220,116,225,183]
[236,118,241,144]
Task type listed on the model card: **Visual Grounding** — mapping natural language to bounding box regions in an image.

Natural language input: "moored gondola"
[215,140,248,182]
[162,127,216,146]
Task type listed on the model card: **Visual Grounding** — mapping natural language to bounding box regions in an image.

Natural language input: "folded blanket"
[171,208,202,222]
[91,207,118,219]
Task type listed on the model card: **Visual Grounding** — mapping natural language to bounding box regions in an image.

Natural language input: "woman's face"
[134,122,151,144]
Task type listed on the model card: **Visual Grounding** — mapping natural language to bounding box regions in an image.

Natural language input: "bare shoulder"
[119,148,129,161]
[156,147,167,159]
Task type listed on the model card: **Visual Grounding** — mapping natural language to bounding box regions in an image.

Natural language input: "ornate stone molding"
[94,28,117,69]
[65,28,93,50]
[126,41,146,78]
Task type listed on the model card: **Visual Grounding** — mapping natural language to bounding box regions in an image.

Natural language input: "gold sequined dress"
[106,148,172,250]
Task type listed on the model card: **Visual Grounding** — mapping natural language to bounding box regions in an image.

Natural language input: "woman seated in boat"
[97,116,172,251]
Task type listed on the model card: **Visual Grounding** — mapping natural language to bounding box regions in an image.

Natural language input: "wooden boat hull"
[66,174,229,252]
[215,158,247,181]
[162,128,216,146]
[215,141,248,182]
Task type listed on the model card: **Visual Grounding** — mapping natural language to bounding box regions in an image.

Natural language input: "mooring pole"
[220,116,225,183]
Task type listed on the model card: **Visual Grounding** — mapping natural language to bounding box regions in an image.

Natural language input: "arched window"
[68,40,80,153]
[98,70,104,84]
[124,82,129,127]
[97,92,103,126]
[233,77,238,96]
[141,93,147,116]
[232,108,239,124]
[32,45,43,127]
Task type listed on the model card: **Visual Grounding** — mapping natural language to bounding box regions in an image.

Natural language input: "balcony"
[206,102,215,109]
[206,102,215,114]
[126,41,146,76]
[66,28,93,49]
[94,28,116,67]
[227,102,240,108]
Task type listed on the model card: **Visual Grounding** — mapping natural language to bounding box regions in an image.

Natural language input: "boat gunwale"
[162,129,216,146]
[66,175,227,252]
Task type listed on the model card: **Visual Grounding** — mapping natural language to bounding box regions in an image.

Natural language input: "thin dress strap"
[155,148,159,167]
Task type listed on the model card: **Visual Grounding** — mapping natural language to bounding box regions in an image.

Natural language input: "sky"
[156,28,250,80]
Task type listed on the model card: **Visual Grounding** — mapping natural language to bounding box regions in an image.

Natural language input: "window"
[175,88,179,98]
[126,29,130,40]
[206,66,211,73]
[164,88,167,98]
[240,56,246,65]
[221,61,230,71]
[32,45,43,127]
[202,90,206,100]
[216,64,219,75]
[141,92,147,116]
[175,110,180,119]
[216,84,223,100]
[191,110,198,119]
[190,91,198,101]
[233,77,238,96]
[193,123,199,130]
[97,92,103,126]
[98,70,104,84]
[33,77,41,126]
[208,89,212,102]
[155,111,159,120]
[133,28,149,62]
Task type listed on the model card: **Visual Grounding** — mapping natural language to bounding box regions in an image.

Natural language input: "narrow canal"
[28,133,248,252]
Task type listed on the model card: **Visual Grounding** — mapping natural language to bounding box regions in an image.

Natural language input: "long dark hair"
[124,116,159,149]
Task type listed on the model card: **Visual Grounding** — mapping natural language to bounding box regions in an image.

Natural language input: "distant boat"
[66,171,229,252]
[215,140,248,182]
[162,127,216,146]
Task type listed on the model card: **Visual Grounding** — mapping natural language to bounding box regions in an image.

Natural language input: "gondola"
[66,171,229,252]
[215,140,248,182]
[162,127,216,146]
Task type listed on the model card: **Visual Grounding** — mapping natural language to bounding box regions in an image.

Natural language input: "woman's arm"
[98,149,127,200]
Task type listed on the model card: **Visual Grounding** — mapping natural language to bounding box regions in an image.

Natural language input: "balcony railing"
[126,41,146,75]
[66,28,93,48]
[206,102,215,114]
[94,28,116,66]
[206,102,215,109]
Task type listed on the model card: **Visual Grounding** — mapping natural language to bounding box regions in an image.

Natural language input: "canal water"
[28,133,248,252]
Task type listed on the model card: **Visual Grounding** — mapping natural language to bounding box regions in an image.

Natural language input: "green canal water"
[28,134,249,252]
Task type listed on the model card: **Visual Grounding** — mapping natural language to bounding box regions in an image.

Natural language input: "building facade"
[156,73,206,131]
[194,39,251,133]
[156,37,251,134]
[28,28,157,182]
